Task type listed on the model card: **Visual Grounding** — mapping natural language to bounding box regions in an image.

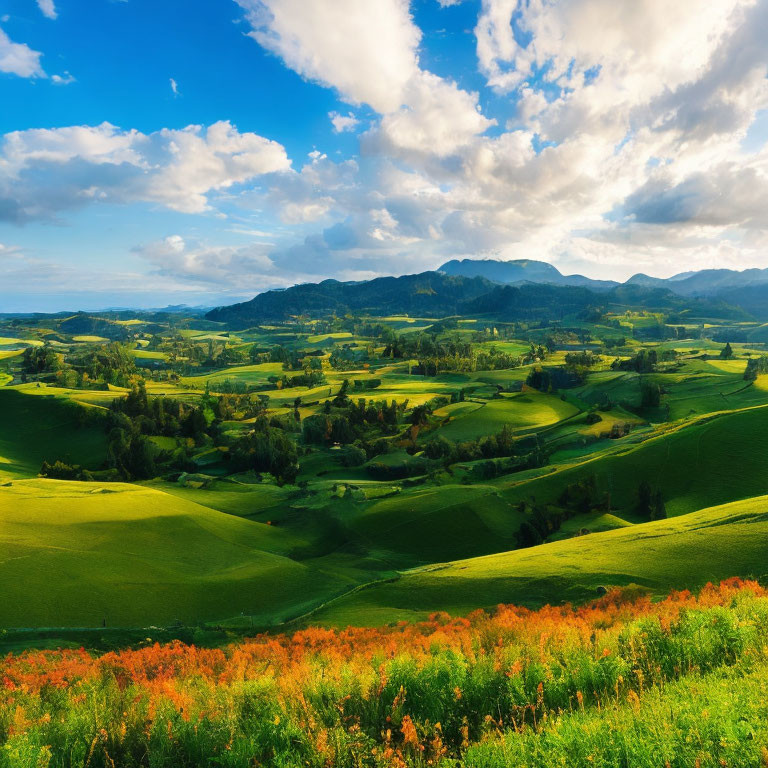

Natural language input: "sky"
[0,0,767,312]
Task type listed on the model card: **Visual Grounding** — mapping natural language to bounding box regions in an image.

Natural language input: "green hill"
[495,404,768,518]
[311,494,768,626]
[0,479,354,627]
[0,389,107,479]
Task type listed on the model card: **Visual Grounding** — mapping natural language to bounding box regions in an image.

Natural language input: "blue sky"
[0,0,767,311]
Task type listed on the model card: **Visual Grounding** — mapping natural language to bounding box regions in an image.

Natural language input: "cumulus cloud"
[10,0,768,297]
[328,111,359,133]
[0,27,45,77]
[234,0,420,113]
[51,71,75,85]
[36,0,57,19]
[0,121,291,222]
[133,235,284,288]
[235,0,494,156]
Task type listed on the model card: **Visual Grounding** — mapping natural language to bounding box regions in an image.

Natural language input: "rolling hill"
[310,494,768,626]
[206,272,495,325]
[0,479,356,627]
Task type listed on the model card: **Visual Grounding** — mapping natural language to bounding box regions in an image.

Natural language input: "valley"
[2,264,768,644]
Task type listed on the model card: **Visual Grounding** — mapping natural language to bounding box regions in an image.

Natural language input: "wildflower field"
[3,579,768,767]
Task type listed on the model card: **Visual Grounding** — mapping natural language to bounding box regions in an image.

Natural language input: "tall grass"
[2,579,768,767]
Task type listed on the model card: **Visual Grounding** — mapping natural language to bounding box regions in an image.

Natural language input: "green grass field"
[495,403,768,517]
[0,479,356,627]
[434,391,578,441]
[312,494,768,626]
[0,389,108,479]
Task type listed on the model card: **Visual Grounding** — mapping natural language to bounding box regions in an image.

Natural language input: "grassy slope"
[495,403,768,517]
[312,494,768,626]
[0,479,355,628]
[345,484,524,563]
[434,391,578,442]
[0,389,108,479]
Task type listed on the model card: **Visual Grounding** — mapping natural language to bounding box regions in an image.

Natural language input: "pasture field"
[0,389,108,479]
[433,391,578,441]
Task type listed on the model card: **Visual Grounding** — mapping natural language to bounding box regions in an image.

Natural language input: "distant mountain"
[438,258,619,291]
[468,282,749,322]
[717,283,768,321]
[206,272,496,325]
[664,268,768,297]
[205,266,752,327]
[625,273,670,290]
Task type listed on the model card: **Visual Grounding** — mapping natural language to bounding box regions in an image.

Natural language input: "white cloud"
[170,77,179,96]
[375,72,495,157]
[0,121,291,222]
[36,0,57,19]
[329,111,359,133]
[9,1,768,294]
[133,235,286,289]
[0,27,45,77]
[51,71,75,85]
[236,0,493,156]
[235,0,420,113]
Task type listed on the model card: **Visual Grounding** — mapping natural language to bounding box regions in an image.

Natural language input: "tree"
[720,342,734,359]
[637,480,653,519]
[652,490,667,520]
[641,379,661,408]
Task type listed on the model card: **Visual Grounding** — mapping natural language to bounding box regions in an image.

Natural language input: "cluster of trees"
[424,424,522,465]
[102,382,216,480]
[744,355,768,381]
[525,366,583,391]
[612,349,659,373]
[564,350,602,368]
[21,346,60,375]
[211,393,267,421]
[39,459,94,481]
[517,476,604,547]
[641,379,662,408]
[269,370,327,389]
[109,382,210,442]
[302,392,402,446]
[229,418,299,485]
[719,342,734,360]
[68,343,138,388]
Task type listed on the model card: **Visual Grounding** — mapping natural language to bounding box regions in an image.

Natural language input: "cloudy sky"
[1,0,767,311]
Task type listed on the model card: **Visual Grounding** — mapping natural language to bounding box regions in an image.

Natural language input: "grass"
[494,402,768,519]
[181,362,284,388]
[0,479,356,627]
[346,484,523,564]
[0,336,42,347]
[0,389,108,479]
[434,391,578,442]
[312,494,768,626]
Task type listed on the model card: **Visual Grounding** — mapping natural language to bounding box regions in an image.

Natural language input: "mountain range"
[206,257,766,326]
[439,258,768,298]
